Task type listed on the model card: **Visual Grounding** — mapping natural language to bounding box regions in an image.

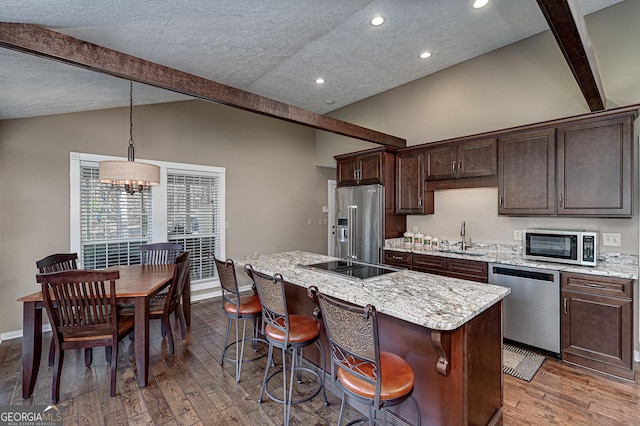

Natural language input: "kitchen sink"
[438,250,485,257]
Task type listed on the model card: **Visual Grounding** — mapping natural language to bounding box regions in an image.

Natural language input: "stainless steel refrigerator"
[334,184,384,264]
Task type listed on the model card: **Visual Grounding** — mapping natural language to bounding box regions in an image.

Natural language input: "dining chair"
[308,286,421,426]
[139,242,184,318]
[35,253,84,367]
[36,269,135,403]
[245,265,328,426]
[147,251,190,356]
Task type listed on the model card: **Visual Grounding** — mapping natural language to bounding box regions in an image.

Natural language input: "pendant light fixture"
[99,81,160,194]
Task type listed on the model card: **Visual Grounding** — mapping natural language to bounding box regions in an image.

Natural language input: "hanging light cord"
[127,81,136,162]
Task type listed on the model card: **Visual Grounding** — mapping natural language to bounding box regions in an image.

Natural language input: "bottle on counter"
[432,237,440,249]
[414,232,424,251]
[404,231,414,250]
[424,234,432,250]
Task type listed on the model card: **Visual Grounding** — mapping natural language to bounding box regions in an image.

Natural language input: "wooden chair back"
[36,269,120,346]
[163,251,191,316]
[36,253,78,273]
[140,243,182,265]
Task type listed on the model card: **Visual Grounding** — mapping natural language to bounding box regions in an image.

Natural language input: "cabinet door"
[561,289,634,380]
[457,138,497,179]
[556,115,633,216]
[446,258,488,283]
[498,128,556,215]
[396,151,433,214]
[358,153,384,185]
[336,158,358,187]
[412,253,447,275]
[425,144,457,180]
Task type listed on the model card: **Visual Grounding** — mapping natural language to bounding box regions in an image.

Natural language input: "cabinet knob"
[559,193,563,208]
[499,194,503,207]
[419,197,423,208]
[452,160,456,175]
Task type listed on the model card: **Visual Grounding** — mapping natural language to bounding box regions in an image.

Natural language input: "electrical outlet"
[602,233,621,247]
[513,230,522,241]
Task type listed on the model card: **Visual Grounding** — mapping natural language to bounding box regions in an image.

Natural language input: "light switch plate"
[513,230,522,241]
[602,233,621,247]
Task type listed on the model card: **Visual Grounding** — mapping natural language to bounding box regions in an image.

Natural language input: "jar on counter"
[424,234,432,250]
[432,237,440,249]
[404,231,414,249]
[414,232,424,251]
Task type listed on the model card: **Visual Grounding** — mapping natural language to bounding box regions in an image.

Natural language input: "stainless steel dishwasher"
[488,263,560,355]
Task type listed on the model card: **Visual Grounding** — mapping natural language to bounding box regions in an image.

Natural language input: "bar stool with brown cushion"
[36,253,82,367]
[146,251,190,356]
[245,265,328,426]
[214,257,267,382]
[36,269,135,403]
[308,286,421,426]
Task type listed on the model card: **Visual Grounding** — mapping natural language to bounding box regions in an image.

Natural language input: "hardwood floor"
[1,297,639,425]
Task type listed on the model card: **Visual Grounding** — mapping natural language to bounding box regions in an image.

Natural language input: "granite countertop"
[384,243,639,280]
[235,251,510,331]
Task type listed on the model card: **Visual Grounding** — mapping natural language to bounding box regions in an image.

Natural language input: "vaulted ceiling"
[0,0,622,143]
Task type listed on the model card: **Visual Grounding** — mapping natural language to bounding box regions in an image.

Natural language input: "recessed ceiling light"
[325,100,335,105]
[419,51,432,59]
[473,0,489,8]
[370,16,385,26]
[315,78,325,84]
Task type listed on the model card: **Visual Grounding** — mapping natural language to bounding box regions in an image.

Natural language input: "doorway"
[327,179,336,256]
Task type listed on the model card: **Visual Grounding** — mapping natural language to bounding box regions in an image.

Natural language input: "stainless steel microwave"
[522,229,597,266]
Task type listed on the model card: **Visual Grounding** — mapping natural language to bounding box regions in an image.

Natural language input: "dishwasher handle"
[491,266,556,282]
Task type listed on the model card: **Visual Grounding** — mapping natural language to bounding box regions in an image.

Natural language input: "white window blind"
[80,163,151,269]
[167,170,221,281]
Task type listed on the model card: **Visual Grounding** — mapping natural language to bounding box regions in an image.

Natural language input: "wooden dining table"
[18,264,176,399]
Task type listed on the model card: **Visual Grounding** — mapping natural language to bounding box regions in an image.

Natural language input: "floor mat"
[503,343,545,382]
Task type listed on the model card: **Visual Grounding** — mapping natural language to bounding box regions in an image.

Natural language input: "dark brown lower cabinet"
[561,272,634,381]
[384,251,489,283]
[383,250,412,268]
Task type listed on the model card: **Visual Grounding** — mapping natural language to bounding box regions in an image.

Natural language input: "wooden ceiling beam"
[0,23,406,148]
[536,0,606,111]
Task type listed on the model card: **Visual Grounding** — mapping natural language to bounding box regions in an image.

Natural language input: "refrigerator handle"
[348,205,357,260]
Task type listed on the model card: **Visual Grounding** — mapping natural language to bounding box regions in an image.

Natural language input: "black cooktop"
[301,260,400,281]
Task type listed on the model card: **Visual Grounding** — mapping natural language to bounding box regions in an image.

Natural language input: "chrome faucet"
[460,221,468,250]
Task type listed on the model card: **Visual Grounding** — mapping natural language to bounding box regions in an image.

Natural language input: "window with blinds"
[80,164,151,269]
[167,170,221,281]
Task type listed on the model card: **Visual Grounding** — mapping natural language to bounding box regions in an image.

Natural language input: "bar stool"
[308,286,421,426]
[245,265,328,426]
[214,257,267,382]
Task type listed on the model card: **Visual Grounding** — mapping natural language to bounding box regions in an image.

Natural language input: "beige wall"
[0,100,334,334]
[316,0,640,254]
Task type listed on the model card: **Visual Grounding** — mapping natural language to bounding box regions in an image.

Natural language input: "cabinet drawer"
[383,250,412,268]
[412,254,447,275]
[446,258,488,283]
[561,273,632,298]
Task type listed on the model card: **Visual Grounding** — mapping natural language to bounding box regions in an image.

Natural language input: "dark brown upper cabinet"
[336,147,395,187]
[498,110,635,217]
[498,128,556,215]
[395,150,434,215]
[556,114,633,216]
[425,138,497,181]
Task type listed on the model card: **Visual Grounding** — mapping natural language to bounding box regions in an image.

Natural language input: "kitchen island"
[236,251,510,425]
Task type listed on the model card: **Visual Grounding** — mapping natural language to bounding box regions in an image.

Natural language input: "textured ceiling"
[0,0,622,120]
